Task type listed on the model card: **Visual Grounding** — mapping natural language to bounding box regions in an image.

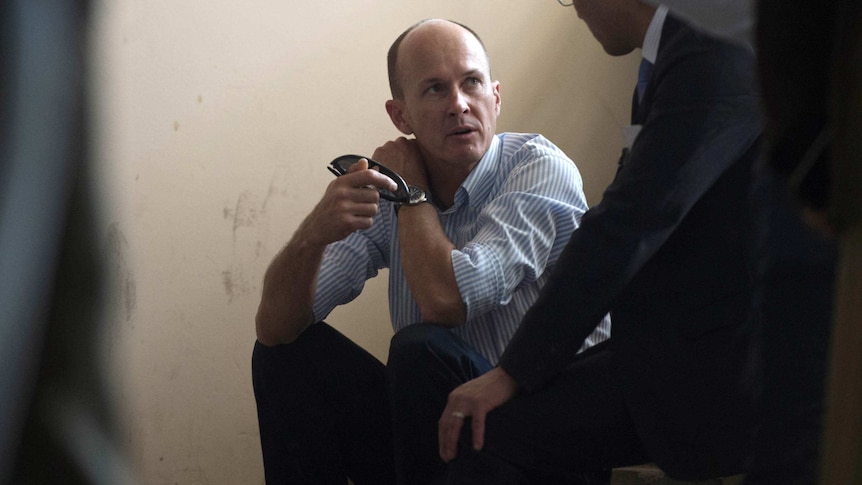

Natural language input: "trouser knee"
[251,339,277,388]
[388,323,493,387]
[388,323,452,366]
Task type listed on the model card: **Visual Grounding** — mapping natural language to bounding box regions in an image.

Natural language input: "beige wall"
[90,1,638,483]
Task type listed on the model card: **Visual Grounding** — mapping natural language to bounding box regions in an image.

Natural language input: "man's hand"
[372,137,430,191]
[255,159,397,346]
[299,159,398,247]
[438,367,519,462]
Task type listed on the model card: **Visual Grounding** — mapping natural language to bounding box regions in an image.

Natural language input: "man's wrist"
[394,199,430,215]
[395,186,431,214]
[405,185,430,205]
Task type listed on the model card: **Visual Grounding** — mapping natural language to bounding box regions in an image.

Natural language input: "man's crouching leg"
[387,323,493,485]
[252,322,395,485]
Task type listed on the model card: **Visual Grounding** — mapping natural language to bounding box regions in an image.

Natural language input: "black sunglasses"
[327,154,412,203]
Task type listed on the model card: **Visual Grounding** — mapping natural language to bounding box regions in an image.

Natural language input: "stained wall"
[89,1,638,482]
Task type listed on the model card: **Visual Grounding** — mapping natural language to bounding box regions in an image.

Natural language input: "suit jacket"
[499,16,762,479]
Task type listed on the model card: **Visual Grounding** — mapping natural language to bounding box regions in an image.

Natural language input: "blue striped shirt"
[313,133,611,364]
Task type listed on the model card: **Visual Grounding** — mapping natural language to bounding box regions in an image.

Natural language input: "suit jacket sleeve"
[499,17,762,393]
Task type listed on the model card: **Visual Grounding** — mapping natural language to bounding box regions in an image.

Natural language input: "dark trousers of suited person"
[251,322,493,485]
[442,342,652,485]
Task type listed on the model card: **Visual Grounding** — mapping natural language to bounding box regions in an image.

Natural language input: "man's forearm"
[397,203,466,326]
[255,232,326,346]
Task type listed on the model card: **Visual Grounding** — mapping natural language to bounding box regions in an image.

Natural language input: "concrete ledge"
[611,464,745,485]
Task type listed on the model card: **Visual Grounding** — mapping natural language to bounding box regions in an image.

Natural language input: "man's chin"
[448,139,490,159]
[602,44,636,57]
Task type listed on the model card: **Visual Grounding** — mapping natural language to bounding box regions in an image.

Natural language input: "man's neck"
[425,157,478,210]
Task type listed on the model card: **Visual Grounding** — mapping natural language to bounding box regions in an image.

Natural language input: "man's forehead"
[415,67,487,86]
[398,26,489,79]
[402,22,484,59]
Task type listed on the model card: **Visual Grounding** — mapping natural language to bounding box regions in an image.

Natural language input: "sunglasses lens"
[330,155,405,201]
[332,155,361,174]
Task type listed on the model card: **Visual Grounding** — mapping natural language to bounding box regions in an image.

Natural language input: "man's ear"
[492,81,502,116]
[385,99,414,135]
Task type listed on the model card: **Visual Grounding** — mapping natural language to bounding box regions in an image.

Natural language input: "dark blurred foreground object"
[1,1,137,483]
[752,1,862,485]
[644,1,861,483]
[815,0,862,483]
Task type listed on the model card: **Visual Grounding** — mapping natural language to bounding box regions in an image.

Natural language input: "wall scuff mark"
[107,222,137,321]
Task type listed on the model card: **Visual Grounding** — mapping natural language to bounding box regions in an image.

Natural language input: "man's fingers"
[347,158,398,192]
[439,407,465,462]
[436,369,518,463]
[470,412,486,451]
[346,158,369,173]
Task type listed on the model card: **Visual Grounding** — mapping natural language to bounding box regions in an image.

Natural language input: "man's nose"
[447,89,469,116]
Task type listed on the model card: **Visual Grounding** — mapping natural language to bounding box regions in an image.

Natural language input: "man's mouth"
[449,126,475,136]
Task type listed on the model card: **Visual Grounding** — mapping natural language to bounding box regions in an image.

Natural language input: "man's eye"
[464,77,482,90]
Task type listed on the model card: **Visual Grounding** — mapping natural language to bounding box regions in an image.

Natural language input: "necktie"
[637,59,653,103]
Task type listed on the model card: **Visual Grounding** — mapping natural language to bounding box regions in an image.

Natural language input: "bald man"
[252,19,609,485]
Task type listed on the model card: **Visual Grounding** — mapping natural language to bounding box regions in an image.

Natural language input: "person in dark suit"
[436,1,763,482]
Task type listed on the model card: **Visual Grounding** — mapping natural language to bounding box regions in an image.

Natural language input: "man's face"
[572,0,639,56]
[387,21,501,170]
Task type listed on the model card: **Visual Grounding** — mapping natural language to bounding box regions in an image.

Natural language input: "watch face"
[407,186,427,205]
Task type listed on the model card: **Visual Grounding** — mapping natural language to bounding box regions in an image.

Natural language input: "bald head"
[387,19,491,99]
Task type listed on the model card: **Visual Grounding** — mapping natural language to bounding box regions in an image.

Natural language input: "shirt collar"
[642,4,669,64]
[453,134,501,209]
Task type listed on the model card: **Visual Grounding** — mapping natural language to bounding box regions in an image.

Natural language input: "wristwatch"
[404,185,429,206]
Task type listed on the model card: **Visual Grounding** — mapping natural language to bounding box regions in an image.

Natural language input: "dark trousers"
[252,322,493,485]
[387,323,494,484]
[442,340,643,485]
[252,322,394,485]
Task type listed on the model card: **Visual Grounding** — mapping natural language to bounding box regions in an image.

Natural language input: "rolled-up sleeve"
[312,202,394,322]
[451,140,588,322]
